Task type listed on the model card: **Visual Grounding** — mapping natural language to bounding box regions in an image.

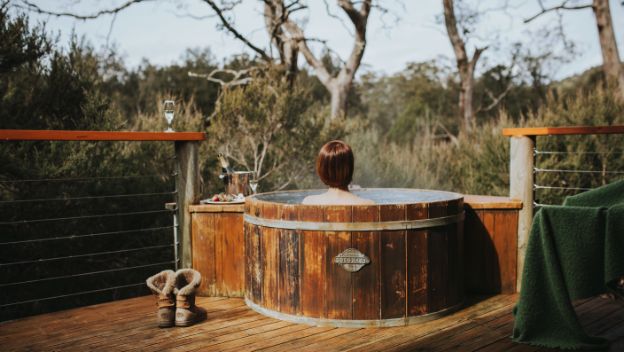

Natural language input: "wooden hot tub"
[243,188,464,327]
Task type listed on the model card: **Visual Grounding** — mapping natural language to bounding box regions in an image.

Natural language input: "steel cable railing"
[531,136,623,208]
[0,131,207,321]
[504,126,624,290]
[0,172,178,320]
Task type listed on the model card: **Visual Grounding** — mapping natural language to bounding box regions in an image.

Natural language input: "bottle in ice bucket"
[217,153,252,196]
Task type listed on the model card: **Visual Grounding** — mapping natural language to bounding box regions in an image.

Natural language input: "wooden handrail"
[0,130,205,141]
[502,125,624,137]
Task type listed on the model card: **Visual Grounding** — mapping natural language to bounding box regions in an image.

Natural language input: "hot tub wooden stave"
[244,190,464,327]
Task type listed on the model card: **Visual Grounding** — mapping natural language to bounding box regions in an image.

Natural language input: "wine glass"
[249,177,259,195]
[163,100,175,132]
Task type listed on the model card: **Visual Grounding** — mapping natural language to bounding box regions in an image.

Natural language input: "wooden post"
[175,141,200,269]
[509,136,534,292]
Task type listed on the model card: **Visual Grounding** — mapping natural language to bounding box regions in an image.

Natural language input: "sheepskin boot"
[174,269,206,327]
[146,270,176,328]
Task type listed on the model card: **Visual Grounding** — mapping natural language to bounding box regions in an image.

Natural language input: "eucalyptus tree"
[14,0,379,119]
[442,0,487,131]
[524,0,624,100]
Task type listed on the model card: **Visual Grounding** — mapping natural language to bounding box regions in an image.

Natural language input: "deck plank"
[340,294,517,352]
[1,293,623,351]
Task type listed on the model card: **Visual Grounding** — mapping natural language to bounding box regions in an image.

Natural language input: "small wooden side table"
[189,203,245,297]
[463,195,522,294]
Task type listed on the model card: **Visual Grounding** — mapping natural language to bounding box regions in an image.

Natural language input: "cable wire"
[0,226,174,246]
[0,191,176,205]
[0,244,173,267]
[0,261,175,288]
[534,185,593,191]
[0,209,172,226]
[0,282,147,308]
[534,168,624,175]
[535,150,624,156]
[0,174,172,183]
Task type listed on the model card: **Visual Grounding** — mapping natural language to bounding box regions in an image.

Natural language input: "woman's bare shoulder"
[302,192,374,206]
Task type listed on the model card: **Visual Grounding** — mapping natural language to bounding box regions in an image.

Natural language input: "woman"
[302,140,374,205]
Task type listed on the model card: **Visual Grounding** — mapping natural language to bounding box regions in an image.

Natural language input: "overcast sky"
[18,0,624,80]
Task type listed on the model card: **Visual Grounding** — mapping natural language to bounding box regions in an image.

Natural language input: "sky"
[16,0,624,80]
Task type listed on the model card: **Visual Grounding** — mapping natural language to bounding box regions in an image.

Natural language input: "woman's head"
[316,140,354,190]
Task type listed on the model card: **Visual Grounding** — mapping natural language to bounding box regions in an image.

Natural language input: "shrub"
[351,87,623,201]
[208,68,346,193]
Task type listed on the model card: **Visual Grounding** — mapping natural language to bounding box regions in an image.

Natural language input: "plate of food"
[200,193,245,204]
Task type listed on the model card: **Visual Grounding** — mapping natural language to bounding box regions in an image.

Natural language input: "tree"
[281,0,372,119]
[0,1,49,74]
[262,0,300,84]
[442,0,487,131]
[525,0,624,100]
[209,68,345,190]
[178,0,375,119]
[13,0,375,120]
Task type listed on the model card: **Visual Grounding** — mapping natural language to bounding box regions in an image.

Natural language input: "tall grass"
[347,88,623,200]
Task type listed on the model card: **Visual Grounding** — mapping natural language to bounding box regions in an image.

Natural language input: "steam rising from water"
[252,188,462,205]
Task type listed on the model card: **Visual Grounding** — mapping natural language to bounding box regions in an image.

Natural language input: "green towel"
[512,179,624,350]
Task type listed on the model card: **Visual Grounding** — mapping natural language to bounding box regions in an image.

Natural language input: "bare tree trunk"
[284,0,371,119]
[525,0,623,99]
[443,0,485,131]
[459,74,474,131]
[329,79,351,119]
[592,0,624,99]
[283,42,299,84]
[263,1,299,84]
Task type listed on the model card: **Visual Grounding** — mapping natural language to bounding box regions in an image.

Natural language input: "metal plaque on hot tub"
[334,248,370,272]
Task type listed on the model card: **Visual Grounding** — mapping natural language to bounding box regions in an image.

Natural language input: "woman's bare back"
[302,188,374,205]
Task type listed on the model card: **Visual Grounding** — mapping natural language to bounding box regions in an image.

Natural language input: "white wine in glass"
[249,179,258,195]
[163,100,175,132]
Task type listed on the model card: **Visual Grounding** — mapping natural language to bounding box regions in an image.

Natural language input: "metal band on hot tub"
[245,297,464,328]
[243,211,464,232]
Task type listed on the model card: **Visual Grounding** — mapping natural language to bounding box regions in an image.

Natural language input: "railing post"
[175,141,200,269]
[509,135,535,292]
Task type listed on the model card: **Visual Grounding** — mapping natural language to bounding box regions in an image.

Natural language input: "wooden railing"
[0,129,205,319]
[0,130,205,268]
[503,125,624,291]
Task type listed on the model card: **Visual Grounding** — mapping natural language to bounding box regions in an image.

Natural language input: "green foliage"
[0,8,124,186]
[351,87,623,200]
[0,4,49,74]
[351,115,511,196]
[208,68,345,192]
[107,48,221,123]
[358,61,458,142]
[525,88,624,204]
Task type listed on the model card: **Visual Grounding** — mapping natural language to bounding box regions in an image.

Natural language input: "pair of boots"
[146,269,207,328]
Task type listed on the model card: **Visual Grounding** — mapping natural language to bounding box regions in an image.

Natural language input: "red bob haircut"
[316,140,354,189]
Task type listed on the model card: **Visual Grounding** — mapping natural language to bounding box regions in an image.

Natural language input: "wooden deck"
[1,294,623,351]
